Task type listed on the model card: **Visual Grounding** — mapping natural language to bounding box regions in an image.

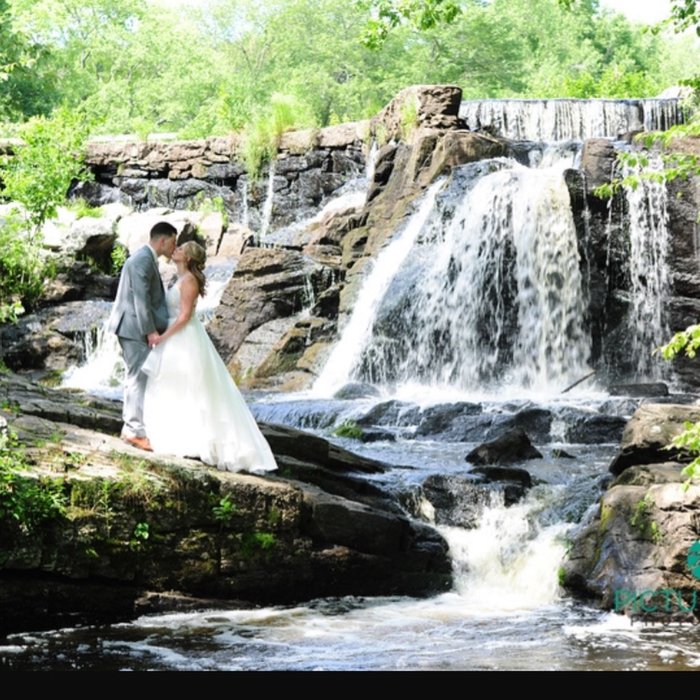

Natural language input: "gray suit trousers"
[119,336,151,438]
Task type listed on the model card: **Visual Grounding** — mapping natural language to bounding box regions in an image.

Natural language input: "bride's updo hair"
[181,241,207,297]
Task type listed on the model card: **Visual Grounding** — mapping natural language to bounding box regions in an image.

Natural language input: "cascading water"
[623,153,671,379]
[315,150,591,397]
[439,492,568,610]
[311,96,681,399]
[365,139,379,182]
[312,179,446,397]
[262,142,377,248]
[240,179,249,229]
[14,98,694,671]
[259,162,276,241]
[460,97,683,142]
[12,465,668,671]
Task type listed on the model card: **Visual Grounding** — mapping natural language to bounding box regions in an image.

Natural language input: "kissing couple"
[108,221,277,474]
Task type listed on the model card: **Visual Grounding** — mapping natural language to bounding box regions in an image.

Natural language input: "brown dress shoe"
[121,435,153,452]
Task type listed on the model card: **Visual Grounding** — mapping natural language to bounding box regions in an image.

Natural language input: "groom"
[108,221,178,451]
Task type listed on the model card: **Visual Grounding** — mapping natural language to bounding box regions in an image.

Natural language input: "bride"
[142,240,277,474]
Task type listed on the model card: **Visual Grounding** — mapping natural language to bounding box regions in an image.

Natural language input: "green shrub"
[660,327,700,485]
[630,493,663,544]
[241,94,314,181]
[0,106,94,230]
[69,198,103,219]
[399,96,419,140]
[191,192,230,230]
[0,429,67,533]
[332,420,363,439]
[0,212,50,322]
[241,530,276,557]
[110,244,128,276]
[212,494,238,524]
[129,521,150,550]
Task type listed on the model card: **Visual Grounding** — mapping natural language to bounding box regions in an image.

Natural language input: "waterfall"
[312,180,446,397]
[439,493,568,610]
[60,323,125,399]
[460,98,683,142]
[61,259,236,399]
[316,151,591,397]
[240,179,249,229]
[623,153,671,378]
[365,139,379,182]
[259,162,275,240]
[263,173,371,248]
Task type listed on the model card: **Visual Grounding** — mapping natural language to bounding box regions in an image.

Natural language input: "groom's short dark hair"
[150,221,177,240]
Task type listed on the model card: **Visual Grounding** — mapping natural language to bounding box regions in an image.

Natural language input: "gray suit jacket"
[108,245,169,341]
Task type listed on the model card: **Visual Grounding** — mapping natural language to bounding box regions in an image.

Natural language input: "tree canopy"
[0,0,698,137]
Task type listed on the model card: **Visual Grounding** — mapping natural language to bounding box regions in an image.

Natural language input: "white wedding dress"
[142,279,277,474]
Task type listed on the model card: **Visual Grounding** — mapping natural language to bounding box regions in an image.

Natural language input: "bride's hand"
[147,331,160,348]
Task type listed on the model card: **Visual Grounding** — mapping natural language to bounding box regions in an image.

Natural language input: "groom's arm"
[129,253,159,339]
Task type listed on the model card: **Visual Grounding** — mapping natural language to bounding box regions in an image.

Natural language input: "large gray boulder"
[609,403,700,476]
[562,401,700,619]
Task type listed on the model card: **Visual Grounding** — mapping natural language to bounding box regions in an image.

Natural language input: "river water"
[3,387,700,671]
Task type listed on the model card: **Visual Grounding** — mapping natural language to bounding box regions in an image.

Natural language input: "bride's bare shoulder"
[179,272,199,297]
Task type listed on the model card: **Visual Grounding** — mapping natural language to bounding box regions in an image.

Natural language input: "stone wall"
[76,122,368,234]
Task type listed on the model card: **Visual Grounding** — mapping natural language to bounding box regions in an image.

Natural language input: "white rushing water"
[439,492,568,610]
[258,162,276,241]
[314,149,591,398]
[20,98,689,672]
[312,179,446,397]
[623,153,671,379]
[9,462,700,671]
[460,98,683,142]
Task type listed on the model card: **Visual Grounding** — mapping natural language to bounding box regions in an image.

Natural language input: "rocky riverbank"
[561,403,700,620]
[0,372,451,635]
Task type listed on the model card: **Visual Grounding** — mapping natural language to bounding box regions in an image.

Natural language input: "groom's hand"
[147,331,160,349]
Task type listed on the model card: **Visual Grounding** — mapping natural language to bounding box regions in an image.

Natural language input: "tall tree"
[0,0,55,120]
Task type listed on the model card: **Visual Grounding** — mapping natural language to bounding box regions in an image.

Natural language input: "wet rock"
[355,400,422,428]
[562,412,628,445]
[665,168,700,391]
[358,428,396,443]
[0,301,112,372]
[420,473,497,528]
[580,138,618,194]
[414,402,483,436]
[561,466,700,616]
[466,429,542,465]
[333,383,381,400]
[609,403,700,476]
[246,316,336,391]
[512,407,552,441]
[207,248,320,366]
[469,465,533,505]
[470,465,532,488]
[42,261,118,304]
[551,448,576,459]
[608,383,669,397]
[370,85,463,143]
